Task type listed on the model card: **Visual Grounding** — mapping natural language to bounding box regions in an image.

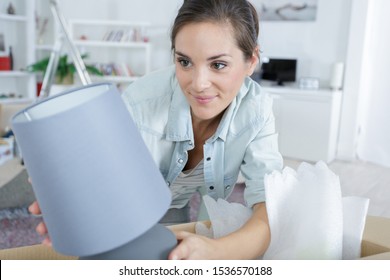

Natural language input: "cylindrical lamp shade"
[12,83,173,257]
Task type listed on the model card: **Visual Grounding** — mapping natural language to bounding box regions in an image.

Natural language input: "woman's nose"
[192,68,211,92]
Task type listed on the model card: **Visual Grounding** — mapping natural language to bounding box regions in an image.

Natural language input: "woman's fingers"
[35,221,48,235]
[28,201,41,215]
[42,237,52,246]
[27,180,51,246]
[36,221,52,246]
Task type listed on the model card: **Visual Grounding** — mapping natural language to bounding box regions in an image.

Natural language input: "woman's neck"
[191,112,223,142]
[184,111,223,170]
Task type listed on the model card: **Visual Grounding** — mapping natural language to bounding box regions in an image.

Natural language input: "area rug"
[0,169,245,250]
[0,168,42,250]
[0,169,36,210]
[0,207,43,249]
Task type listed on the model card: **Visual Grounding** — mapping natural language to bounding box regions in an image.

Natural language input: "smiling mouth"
[193,95,216,104]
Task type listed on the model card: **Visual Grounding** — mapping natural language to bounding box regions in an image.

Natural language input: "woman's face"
[174,21,258,123]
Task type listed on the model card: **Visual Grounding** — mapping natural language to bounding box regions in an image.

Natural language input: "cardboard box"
[0,138,14,165]
[0,218,389,260]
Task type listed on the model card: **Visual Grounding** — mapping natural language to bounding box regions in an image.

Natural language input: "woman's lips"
[194,95,216,104]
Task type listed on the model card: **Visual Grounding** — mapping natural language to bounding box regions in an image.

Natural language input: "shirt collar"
[166,81,193,142]
[215,78,249,142]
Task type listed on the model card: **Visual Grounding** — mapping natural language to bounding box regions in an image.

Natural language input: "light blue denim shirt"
[122,66,283,213]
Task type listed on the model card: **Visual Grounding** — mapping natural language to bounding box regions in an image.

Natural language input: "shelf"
[73,40,151,48]
[91,75,139,83]
[68,19,151,82]
[0,71,33,78]
[35,44,54,51]
[69,19,150,27]
[0,0,37,107]
[264,86,342,100]
[0,98,34,104]
[0,14,28,22]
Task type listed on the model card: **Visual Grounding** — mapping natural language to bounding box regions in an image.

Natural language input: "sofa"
[0,216,389,260]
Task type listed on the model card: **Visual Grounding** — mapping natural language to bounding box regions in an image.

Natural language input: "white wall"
[355,0,390,167]
[336,0,370,161]
[54,0,380,164]
[259,0,352,87]
[55,0,352,81]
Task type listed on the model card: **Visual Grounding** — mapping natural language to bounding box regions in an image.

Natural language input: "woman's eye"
[178,59,191,68]
[212,62,226,70]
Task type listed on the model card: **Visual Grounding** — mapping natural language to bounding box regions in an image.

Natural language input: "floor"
[0,158,24,189]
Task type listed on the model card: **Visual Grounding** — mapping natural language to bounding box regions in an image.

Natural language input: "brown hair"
[171,0,260,60]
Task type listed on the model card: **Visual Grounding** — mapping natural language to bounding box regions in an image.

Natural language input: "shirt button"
[178,158,184,164]
[206,157,211,161]
[167,181,170,186]
[225,185,231,190]
[189,141,193,146]
[209,186,214,190]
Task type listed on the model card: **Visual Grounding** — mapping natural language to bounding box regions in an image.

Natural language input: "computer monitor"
[260,57,297,86]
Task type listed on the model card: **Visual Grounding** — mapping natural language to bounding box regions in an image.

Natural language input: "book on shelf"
[101,28,146,42]
[102,29,128,42]
[94,62,135,77]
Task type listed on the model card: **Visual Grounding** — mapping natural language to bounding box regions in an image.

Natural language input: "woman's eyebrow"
[207,54,231,61]
[175,51,189,58]
[175,51,231,61]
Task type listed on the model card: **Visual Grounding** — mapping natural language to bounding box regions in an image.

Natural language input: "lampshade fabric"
[12,83,172,257]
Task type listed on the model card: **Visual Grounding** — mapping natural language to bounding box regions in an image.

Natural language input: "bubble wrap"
[264,161,369,259]
[195,161,369,260]
[195,195,252,238]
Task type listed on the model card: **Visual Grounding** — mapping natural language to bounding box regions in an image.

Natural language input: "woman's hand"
[28,201,52,246]
[28,177,52,246]
[169,203,270,260]
[168,231,225,260]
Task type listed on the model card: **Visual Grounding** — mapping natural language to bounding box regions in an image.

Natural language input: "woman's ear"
[247,47,260,76]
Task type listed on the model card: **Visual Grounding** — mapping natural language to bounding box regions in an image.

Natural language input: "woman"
[30,0,283,259]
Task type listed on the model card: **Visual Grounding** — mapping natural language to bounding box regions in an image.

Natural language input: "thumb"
[168,231,192,260]
[174,230,192,241]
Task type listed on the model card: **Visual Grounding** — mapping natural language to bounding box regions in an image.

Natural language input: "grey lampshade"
[12,83,175,258]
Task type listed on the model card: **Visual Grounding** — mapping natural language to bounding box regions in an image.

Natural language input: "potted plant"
[27,54,102,85]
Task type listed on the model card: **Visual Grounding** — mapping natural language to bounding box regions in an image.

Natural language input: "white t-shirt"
[169,160,204,209]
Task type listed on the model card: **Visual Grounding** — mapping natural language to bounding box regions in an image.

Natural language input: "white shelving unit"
[266,86,343,163]
[0,13,27,21]
[34,0,58,59]
[0,0,36,102]
[68,19,152,87]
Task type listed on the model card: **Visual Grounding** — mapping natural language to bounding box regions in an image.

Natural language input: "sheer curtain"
[356,0,390,167]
